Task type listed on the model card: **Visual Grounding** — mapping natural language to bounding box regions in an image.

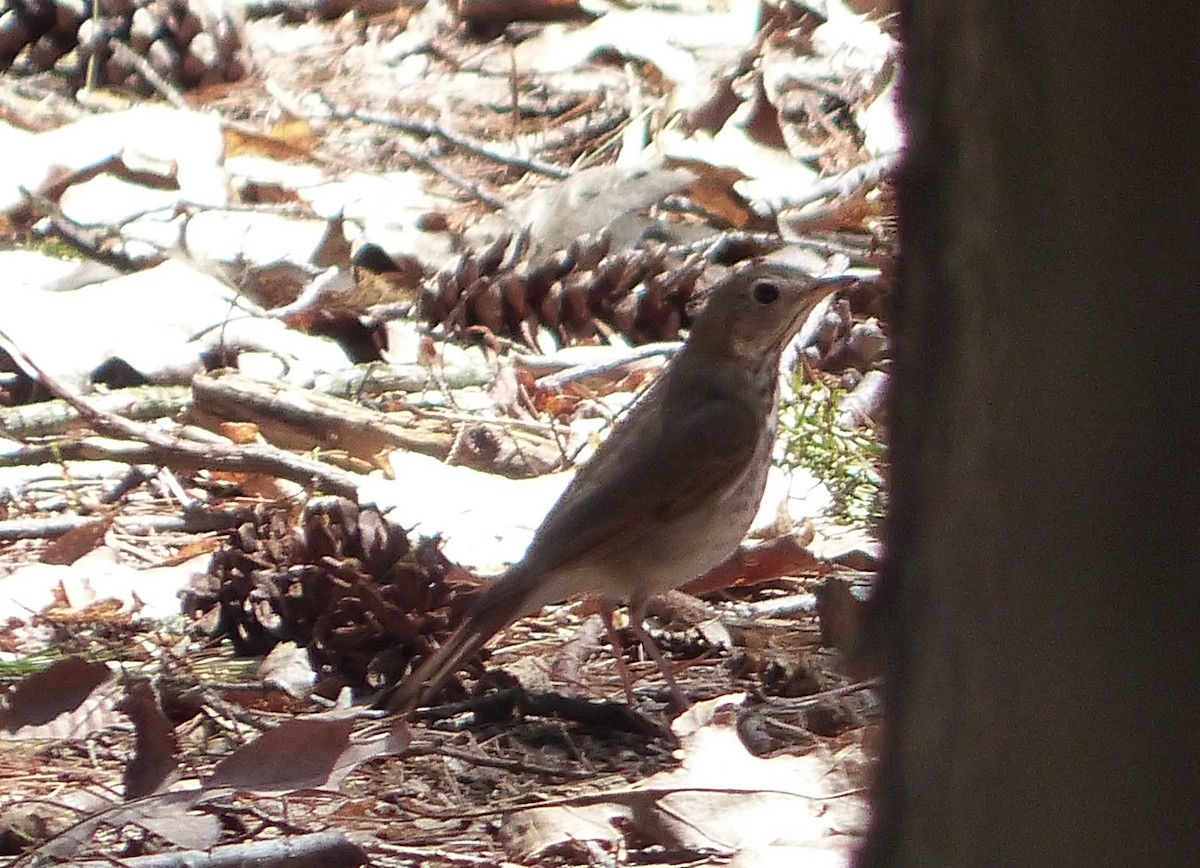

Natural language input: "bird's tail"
[375,569,536,714]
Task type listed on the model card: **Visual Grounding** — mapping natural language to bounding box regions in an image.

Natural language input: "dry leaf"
[206,715,406,794]
[38,515,114,566]
[0,657,124,741]
[0,657,113,732]
[117,681,179,799]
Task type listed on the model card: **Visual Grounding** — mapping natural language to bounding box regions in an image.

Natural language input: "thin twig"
[343,108,570,179]
[391,137,508,208]
[108,41,189,110]
[403,743,592,780]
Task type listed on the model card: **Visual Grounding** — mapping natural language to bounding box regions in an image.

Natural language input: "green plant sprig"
[778,377,887,526]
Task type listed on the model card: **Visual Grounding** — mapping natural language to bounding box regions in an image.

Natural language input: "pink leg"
[600,600,688,710]
[598,602,638,705]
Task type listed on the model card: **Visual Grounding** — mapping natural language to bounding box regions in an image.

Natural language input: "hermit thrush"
[380,259,851,713]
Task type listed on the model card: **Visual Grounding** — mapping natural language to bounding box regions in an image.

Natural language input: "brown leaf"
[665,157,755,228]
[206,715,406,794]
[0,657,113,732]
[682,534,828,596]
[117,681,179,798]
[39,516,114,566]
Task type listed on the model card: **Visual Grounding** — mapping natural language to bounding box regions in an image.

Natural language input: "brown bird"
[380,259,851,713]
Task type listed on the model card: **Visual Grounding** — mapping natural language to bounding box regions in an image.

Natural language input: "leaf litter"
[0,0,896,863]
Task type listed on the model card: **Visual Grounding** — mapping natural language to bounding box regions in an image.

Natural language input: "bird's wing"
[378,393,761,713]
[519,388,763,579]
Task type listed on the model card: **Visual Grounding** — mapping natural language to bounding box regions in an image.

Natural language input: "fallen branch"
[0,508,260,542]
[66,830,366,868]
[0,331,365,500]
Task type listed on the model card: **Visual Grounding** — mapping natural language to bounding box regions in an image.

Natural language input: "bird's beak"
[793,274,857,345]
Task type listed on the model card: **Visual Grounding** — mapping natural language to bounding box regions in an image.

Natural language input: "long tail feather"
[376,569,539,714]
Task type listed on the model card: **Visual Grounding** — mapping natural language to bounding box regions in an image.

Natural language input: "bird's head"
[686,261,853,367]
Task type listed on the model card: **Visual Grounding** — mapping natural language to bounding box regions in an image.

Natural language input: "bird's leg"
[600,600,688,711]
[627,608,689,712]
[597,601,638,705]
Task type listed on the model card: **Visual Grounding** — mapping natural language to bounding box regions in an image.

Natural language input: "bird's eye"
[752,281,780,305]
